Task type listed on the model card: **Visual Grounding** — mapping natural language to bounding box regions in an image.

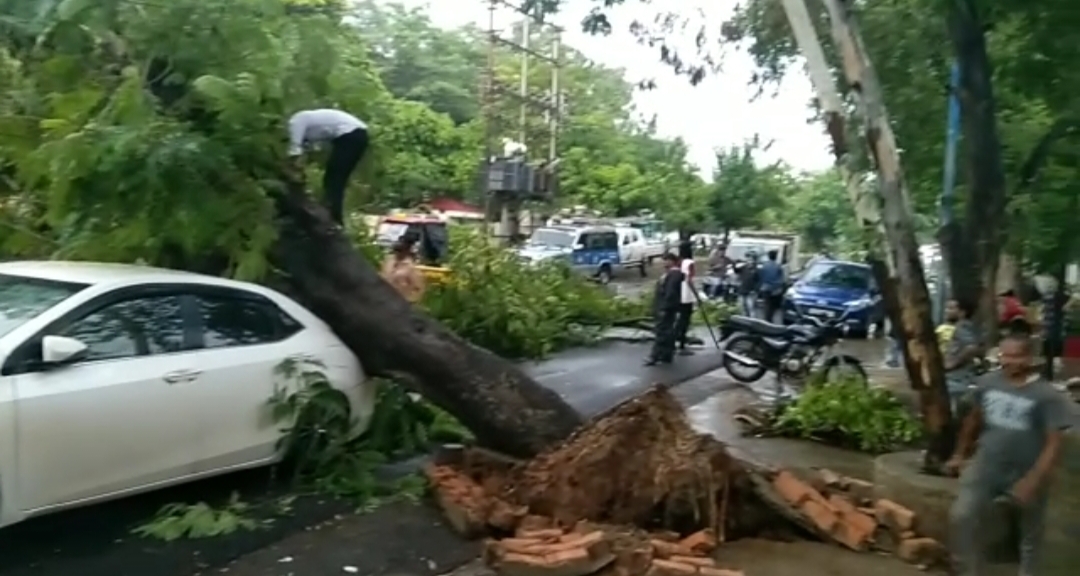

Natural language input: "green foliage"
[774,379,923,453]
[422,227,620,358]
[132,493,265,541]
[268,358,460,502]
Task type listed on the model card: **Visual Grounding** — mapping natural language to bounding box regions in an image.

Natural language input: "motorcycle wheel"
[821,355,869,387]
[722,334,769,383]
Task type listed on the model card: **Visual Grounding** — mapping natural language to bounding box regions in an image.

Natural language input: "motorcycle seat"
[727,315,791,337]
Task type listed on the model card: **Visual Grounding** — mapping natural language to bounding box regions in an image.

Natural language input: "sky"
[387,0,834,178]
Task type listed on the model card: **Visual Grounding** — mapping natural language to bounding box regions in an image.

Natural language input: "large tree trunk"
[948,0,1009,335]
[815,0,953,465]
[268,186,583,458]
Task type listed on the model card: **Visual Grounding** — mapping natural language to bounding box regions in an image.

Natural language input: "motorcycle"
[719,310,868,387]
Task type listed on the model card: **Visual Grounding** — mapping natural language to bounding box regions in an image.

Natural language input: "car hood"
[789,283,867,304]
[517,245,571,261]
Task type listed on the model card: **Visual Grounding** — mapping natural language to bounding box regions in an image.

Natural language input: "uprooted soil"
[436,385,795,540]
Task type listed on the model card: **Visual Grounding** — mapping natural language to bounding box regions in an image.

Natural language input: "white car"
[0,261,374,529]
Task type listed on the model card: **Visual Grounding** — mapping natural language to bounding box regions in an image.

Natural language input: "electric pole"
[480,0,563,243]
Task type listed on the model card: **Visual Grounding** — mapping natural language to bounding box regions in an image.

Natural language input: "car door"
[184,288,309,472]
[9,292,203,513]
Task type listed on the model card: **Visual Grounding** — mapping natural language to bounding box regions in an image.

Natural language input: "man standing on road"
[736,251,760,317]
[645,253,685,366]
[944,298,983,415]
[675,240,696,356]
[759,250,786,323]
[286,108,370,225]
[947,330,1070,576]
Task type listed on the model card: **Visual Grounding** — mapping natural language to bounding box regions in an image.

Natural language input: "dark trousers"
[763,292,782,323]
[323,128,369,224]
[650,310,678,362]
[674,303,693,348]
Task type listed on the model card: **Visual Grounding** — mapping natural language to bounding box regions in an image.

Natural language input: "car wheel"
[597,265,612,284]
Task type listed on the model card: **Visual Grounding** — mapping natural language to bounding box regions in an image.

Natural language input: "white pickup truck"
[517,225,649,283]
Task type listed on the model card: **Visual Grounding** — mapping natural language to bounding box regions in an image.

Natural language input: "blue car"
[782,259,884,336]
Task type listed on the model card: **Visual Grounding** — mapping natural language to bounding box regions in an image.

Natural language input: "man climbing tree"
[287,108,370,224]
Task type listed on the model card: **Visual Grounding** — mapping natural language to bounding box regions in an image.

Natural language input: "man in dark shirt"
[758,250,786,323]
[646,253,685,365]
[736,252,760,317]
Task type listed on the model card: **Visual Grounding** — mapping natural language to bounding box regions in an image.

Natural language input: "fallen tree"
[271,186,583,457]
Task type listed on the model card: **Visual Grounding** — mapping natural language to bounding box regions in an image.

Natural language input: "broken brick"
[774,470,815,505]
[874,499,916,534]
[827,494,858,515]
[698,569,745,576]
[832,510,877,551]
[426,465,490,538]
[801,499,839,533]
[669,555,716,567]
[646,558,699,576]
[495,537,549,554]
[816,468,846,489]
[517,528,565,541]
[678,529,717,554]
[650,530,682,542]
[896,537,947,566]
[650,540,693,558]
[844,477,875,504]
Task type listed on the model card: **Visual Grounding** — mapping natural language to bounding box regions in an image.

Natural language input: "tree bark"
[948,0,1009,336]
[268,185,584,458]
[816,0,954,465]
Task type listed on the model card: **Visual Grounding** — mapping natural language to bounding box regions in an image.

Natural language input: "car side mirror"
[41,335,89,367]
[573,242,585,250]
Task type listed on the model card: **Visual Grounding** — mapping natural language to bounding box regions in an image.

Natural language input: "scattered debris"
[427,386,952,575]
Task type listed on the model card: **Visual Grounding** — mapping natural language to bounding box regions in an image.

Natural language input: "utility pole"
[780,0,953,467]
[480,0,562,244]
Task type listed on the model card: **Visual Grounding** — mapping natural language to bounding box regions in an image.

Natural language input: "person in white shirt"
[286,108,369,224]
[675,240,696,355]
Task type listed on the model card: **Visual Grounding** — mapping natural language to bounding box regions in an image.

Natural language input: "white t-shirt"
[680,258,696,304]
[287,109,367,156]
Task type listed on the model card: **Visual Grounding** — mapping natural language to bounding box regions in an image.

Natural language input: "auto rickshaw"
[374,213,452,283]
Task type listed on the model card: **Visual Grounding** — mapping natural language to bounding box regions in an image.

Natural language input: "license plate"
[807,307,834,317]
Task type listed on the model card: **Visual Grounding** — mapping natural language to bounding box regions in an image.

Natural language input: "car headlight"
[845,297,872,308]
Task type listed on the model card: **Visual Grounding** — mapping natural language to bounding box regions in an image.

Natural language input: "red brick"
[698,569,745,576]
[517,528,565,541]
[844,477,875,503]
[801,499,839,532]
[496,537,549,554]
[668,555,716,567]
[832,511,876,551]
[816,468,845,489]
[677,529,717,554]
[774,470,815,505]
[896,537,947,566]
[873,499,916,534]
[828,494,859,515]
[646,559,699,576]
[650,540,693,558]
[650,530,682,542]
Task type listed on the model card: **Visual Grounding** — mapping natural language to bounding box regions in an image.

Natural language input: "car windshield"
[800,262,871,290]
[528,229,574,247]
[375,222,409,245]
[0,274,87,338]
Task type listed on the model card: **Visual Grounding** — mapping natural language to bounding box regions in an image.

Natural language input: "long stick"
[691,285,723,350]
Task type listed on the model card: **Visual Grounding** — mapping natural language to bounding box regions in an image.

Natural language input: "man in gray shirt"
[944,298,982,412]
[948,331,1072,576]
[287,108,369,224]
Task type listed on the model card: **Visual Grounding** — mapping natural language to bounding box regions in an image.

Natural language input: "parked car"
[781,259,884,336]
[517,225,647,283]
[0,261,374,529]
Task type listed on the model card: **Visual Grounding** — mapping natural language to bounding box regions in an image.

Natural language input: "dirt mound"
[497,386,738,530]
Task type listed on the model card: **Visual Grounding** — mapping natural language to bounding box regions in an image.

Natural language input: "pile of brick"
[483,522,745,576]
[772,468,949,569]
